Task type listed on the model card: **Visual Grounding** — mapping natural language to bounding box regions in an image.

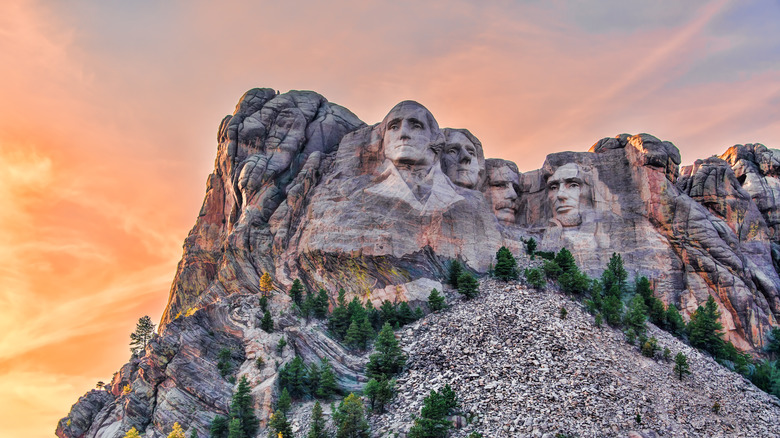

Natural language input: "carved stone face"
[382,102,437,167]
[547,163,585,227]
[442,131,481,189]
[486,163,520,223]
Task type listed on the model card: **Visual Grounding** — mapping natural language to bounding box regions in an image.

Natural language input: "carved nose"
[458,150,471,164]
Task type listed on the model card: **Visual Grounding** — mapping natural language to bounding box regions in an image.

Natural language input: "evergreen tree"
[673,352,691,380]
[230,375,259,438]
[217,348,233,378]
[665,304,686,337]
[344,317,374,350]
[276,387,292,415]
[261,311,274,333]
[554,248,577,274]
[525,237,537,256]
[559,270,591,295]
[766,327,780,358]
[168,422,186,438]
[279,356,308,398]
[124,428,142,438]
[379,300,398,328]
[396,301,415,325]
[687,296,724,355]
[494,246,519,281]
[408,385,459,438]
[267,410,294,438]
[315,289,330,318]
[334,393,370,438]
[605,252,628,293]
[329,289,352,339]
[209,416,228,438]
[307,401,328,438]
[316,358,339,399]
[366,323,407,379]
[448,260,463,288]
[307,362,321,395]
[428,288,446,312]
[130,315,156,355]
[543,260,562,280]
[602,295,623,326]
[364,376,396,413]
[258,295,269,312]
[647,296,667,328]
[457,272,479,300]
[227,418,242,438]
[524,268,545,289]
[365,300,383,331]
[302,289,316,320]
[624,294,648,337]
[348,297,366,324]
[289,279,305,307]
[636,276,653,301]
[259,272,274,296]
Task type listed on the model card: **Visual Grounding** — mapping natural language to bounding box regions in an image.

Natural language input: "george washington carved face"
[381,101,441,168]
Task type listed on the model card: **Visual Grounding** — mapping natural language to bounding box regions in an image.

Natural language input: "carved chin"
[556,212,581,227]
[495,209,517,223]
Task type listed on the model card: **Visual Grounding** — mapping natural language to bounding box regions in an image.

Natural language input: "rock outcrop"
[58,88,780,437]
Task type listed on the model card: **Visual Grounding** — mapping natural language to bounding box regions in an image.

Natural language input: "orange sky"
[2,1,780,436]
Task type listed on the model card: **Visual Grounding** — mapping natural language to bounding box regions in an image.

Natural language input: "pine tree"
[457,272,479,300]
[688,296,724,355]
[364,376,396,413]
[673,352,691,380]
[124,427,142,438]
[308,401,328,438]
[227,418,242,438]
[276,387,292,415]
[396,301,415,325]
[524,268,546,289]
[289,279,305,307]
[316,358,339,399]
[366,323,407,379]
[261,311,274,333]
[345,317,374,350]
[559,270,591,295]
[329,289,352,339]
[408,385,459,438]
[602,294,623,326]
[130,315,156,355]
[665,304,686,337]
[379,300,398,328]
[302,289,316,320]
[543,260,562,280]
[428,289,446,312]
[279,356,308,398]
[168,422,186,438]
[209,416,228,438]
[554,248,577,274]
[315,289,330,318]
[525,237,537,256]
[624,294,648,337]
[217,348,233,378]
[259,272,274,296]
[603,252,628,294]
[448,260,463,288]
[307,362,321,395]
[267,410,294,438]
[334,393,370,438]
[365,300,382,331]
[494,246,519,281]
[258,295,269,312]
[230,375,259,437]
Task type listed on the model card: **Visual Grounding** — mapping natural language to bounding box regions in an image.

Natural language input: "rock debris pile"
[373,279,780,438]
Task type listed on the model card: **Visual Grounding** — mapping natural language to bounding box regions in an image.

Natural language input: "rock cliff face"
[58,88,780,437]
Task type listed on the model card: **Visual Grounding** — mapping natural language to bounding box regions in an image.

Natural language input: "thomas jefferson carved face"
[381,101,440,167]
[442,130,482,189]
[547,163,586,227]
[486,161,520,223]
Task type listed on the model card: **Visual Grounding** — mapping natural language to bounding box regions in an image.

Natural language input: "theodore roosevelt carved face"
[441,128,484,190]
[547,163,588,227]
[485,159,520,224]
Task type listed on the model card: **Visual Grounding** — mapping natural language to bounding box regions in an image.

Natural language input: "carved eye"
[447,148,458,155]
[412,121,424,129]
[548,184,559,191]
[388,123,399,130]
[569,182,579,189]
[467,148,476,157]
